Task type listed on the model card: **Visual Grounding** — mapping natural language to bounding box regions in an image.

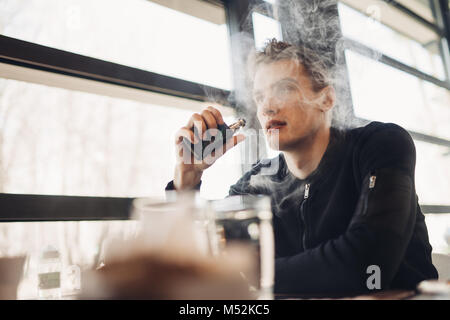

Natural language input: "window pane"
[345,50,450,141]
[252,12,283,50]
[339,1,445,80]
[0,0,232,90]
[0,77,243,200]
[415,140,450,205]
[424,215,450,255]
[395,0,436,24]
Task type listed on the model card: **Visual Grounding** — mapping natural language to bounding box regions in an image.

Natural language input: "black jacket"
[167,121,438,295]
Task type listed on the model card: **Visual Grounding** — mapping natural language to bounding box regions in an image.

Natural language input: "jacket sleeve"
[164,180,202,201]
[275,124,418,295]
[165,180,202,191]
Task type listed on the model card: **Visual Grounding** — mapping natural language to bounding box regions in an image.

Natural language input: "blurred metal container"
[210,195,275,299]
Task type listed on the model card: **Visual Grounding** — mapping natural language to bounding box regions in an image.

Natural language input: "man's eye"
[276,85,295,96]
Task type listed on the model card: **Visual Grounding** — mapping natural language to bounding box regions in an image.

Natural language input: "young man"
[166,39,438,295]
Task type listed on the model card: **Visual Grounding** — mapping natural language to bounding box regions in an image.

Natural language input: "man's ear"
[318,86,336,112]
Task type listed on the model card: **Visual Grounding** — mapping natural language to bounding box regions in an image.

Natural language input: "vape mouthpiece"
[229,118,246,131]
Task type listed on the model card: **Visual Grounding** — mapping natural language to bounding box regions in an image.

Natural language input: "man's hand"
[173,106,245,190]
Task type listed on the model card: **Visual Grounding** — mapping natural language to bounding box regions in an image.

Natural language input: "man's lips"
[266,120,287,131]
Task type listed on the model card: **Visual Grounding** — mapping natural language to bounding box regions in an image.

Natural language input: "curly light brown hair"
[248,38,332,92]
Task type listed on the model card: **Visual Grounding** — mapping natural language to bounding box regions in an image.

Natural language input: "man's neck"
[283,124,331,180]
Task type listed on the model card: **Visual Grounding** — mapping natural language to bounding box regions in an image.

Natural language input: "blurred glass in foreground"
[81,192,273,299]
[210,195,275,299]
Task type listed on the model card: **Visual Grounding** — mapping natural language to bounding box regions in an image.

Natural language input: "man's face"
[253,59,332,151]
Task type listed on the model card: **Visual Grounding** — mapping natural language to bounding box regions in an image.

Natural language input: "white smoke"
[201,0,376,197]
[229,0,359,131]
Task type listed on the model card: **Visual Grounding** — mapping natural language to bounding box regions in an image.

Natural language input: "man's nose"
[260,95,279,116]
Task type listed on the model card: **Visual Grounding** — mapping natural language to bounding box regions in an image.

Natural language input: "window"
[415,141,450,205]
[394,0,436,23]
[252,11,283,50]
[425,214,450,254]
[0,0,246,207]
[0,76,242,200]
[1,0,232,90]
[345,50,450,140]
[339,2,445,80]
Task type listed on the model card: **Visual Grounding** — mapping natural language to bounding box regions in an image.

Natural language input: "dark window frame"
[0,35,230,105]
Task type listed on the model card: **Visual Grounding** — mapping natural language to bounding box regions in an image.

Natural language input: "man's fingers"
[201,109,218,130]
[200,110,219,141]
[185,108,225,143]
[187,113,207,131]
[188,113,207,140]
[175,127,198,144]
[206,106,225,125]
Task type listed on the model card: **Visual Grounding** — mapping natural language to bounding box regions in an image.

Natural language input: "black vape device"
[182,118,246,160]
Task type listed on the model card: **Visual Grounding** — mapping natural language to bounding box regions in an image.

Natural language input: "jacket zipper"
[304,183,310,199]
[299,175,376,250]
[299,183,310,250]
[369,175,376,189]
[362,174,377,215]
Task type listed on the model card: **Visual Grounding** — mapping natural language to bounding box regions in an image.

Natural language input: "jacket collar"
[278,126,346,186]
